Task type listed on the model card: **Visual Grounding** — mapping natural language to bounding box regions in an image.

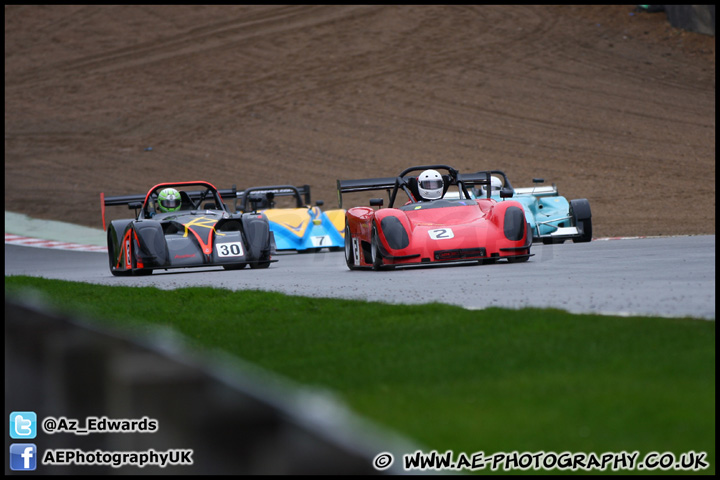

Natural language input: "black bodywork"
[102,181,276,276]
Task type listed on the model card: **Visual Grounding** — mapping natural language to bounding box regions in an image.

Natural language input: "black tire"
[344,224,358,270]
[572,218,593,243]
[223,263,247,270]
[507,255,529,263]
[250,249,271,269]
[570,199,593,243]
[108,230,131,276]
[508,221,531,263]
[110,268,131,277]
[127,229,153,275]
[371,223,392,271]
[109,252,132,276]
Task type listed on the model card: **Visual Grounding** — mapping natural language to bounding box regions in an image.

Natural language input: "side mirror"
[129,201,142,218]
[499,187,514,199]
[369,198,383,207]
[249,197,263,210]
[533,178,544,184]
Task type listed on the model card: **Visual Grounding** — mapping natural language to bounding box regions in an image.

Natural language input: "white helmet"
[417,169,443,200]
[481,176,503,195]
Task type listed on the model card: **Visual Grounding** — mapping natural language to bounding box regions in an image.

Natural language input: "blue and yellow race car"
[235,185,345,253]
[473,174,592,244]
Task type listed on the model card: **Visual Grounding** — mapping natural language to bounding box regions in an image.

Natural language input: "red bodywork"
[345,198,531,270]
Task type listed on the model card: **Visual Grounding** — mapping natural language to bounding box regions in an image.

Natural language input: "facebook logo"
[9,411,37,439]
[10,444,37,471]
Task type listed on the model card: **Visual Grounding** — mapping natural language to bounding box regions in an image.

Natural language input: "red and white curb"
[592,236,648,241]
[5,234,107,252]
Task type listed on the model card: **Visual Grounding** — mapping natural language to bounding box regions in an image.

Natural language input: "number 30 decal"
[217,242,244,257]
[428,228,454,240]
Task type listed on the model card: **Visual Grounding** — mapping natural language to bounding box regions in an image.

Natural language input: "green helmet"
[158,188,181,213]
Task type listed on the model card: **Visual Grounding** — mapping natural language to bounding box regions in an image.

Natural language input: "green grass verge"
[5,275,715,474]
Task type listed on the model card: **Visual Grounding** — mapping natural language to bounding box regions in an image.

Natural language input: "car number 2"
[217,242,244,257]
[428,228,454,240]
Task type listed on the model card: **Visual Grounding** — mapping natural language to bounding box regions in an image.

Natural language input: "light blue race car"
[234,185,346,253]
[472,173,592,244]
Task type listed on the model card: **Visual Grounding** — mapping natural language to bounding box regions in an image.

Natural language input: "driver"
[157,188,182,213]
[480,176,503,196]
[417,169,444,201]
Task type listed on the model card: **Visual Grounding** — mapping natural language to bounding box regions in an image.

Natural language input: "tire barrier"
[639,5,715,36]
[5,298,413,474]
[665,5,715,36]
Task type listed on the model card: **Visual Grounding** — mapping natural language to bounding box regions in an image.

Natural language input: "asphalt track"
[4,232,715,321]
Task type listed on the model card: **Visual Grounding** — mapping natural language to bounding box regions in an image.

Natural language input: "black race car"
[102,181,276,276]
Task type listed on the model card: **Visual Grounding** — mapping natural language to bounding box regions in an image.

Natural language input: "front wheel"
[570,199,593,243]
[573,217,592,243]
[507,255,529,263]
[129,230,152,275]
[223,263,247,270]
[508,222,531,263]
[344,224,358,270]
[108,240,131,277]
[371,223,394,270]
[250,251,271,269]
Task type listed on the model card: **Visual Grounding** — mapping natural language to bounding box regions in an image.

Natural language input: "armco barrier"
[5,298,412,474]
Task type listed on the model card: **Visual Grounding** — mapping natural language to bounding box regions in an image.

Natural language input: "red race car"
[337,165,533,270]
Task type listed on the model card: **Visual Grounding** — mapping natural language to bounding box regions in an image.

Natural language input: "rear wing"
[514,185,557,197]
[336,177,398,208]
[101,192,147,231]
[513,178,558,197]
[234,185,312,212]
[461,171,516,199]
[336,170,511,208]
